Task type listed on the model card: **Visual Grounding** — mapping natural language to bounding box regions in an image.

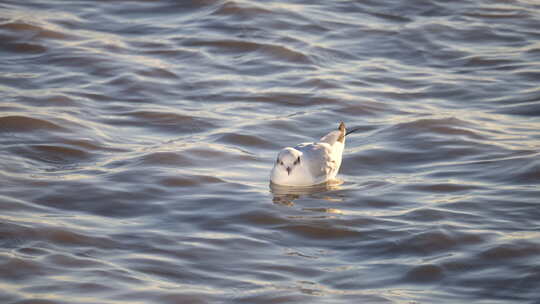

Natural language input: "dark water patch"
[462,55,519,69]
[22,281,115,296]
[246,92,339,108]
[120,257,188,283]
[18,94,78,107]
[448,24,526,47]
[88,268,144,286]
[12,300,60,304]
[401,207,482,223]
[293,75,341,91]
[384,228,488,258]
[496,103,540,118]
[0,42,46,54]
[525,46,540,59]
[181,145,257,165]
[183,38,262,54]
[390,117,485,140]
[445,256,540,303]
[515,70,540,82]
[350,146,475,175]
[15,247,50,257]
[464,6,532,20]
[136,67,179,80]
[157,293,221,304]
[403,264,445,283]
[8,144,93,167]
[37,228,118,249]
[0,21,75,41]
[212,0,273,18]
[407,183,483,193]
[216,132,276,150]
[43,253,103,268]
[183,38,313,65]
[0,115,66,133]
[138,151,194,167]
[142,46,205,63]
[278,222,361,240]
[62,138,127,154]
[238,209,289,227]
[456,153,540,185]
[0,222,34,250]
[1,195,50,213]
[43,51,120,79]
[101,110,219,134]
[509,158,540,184]
[479,241,540,262]
[0,255,51,281]
[335,99,394,117]
[159,174,225,188]
[34,181,167,218]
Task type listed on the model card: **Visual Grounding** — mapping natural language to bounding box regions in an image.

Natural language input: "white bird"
[270,122,348,186]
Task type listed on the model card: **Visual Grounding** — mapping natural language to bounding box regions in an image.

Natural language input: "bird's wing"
[320,130,341,145]
[295,142,336,180]
[320,122,345,145]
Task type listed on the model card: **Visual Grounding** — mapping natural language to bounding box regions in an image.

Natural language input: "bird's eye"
[296,156,300,164]
[280,161,284,165]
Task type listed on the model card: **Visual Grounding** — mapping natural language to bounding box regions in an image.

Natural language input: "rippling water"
[1,0,540,303]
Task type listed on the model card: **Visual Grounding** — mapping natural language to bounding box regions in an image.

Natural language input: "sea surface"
[1,0,540,303]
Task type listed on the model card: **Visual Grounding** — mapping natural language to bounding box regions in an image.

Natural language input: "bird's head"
[275,147,302,176]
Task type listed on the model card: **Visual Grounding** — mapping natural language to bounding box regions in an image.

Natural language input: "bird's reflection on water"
[270,179,344,207]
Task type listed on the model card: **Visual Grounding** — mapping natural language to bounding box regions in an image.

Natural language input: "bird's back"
[295,142,339,184]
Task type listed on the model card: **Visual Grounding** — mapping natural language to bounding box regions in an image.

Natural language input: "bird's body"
[270,122,346,186]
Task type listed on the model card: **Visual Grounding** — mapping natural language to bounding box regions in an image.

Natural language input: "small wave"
[1,42,46,54]
[212,0,273,17]
[0,115,66,133]
[13,144,91,165]
[390,117,486,140]
[278,223,361,240]
[392,229,485,256]
[403,264,445,283]
[159,174,225,188]
[407,183,483,193]
[136,67,179,80]
[496,100,540,117]
[138,151,194,167]
[103,110,218,134]
[0,21,72,40]
[183,38,312,65]
[479,241,540,261]
[215,132,275,149]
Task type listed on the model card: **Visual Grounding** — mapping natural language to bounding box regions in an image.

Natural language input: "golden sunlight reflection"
[302,207,343,214]
[267,2,306,12]
[270,179,343,206]
[192,232,238,240]
[500,231,540,240]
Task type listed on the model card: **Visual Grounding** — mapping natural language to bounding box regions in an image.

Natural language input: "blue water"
[1,0,539,303]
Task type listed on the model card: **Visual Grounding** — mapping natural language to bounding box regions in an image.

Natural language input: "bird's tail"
[338,122,346,143]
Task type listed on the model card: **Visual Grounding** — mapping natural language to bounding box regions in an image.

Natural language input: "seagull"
[270,122,359,186]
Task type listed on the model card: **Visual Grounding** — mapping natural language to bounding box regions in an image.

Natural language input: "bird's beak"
[286,167,291,175]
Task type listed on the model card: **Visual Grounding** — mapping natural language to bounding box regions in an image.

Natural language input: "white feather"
[270,123,346,186]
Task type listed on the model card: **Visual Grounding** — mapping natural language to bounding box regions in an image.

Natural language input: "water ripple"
[1,0,539,303]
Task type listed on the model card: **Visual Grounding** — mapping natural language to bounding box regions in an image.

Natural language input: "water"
[1,0,540,303]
